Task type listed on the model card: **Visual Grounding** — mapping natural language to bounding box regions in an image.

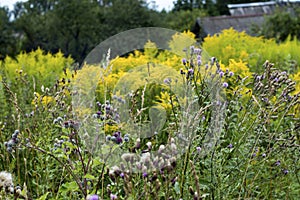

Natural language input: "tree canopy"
[0,0,295,63]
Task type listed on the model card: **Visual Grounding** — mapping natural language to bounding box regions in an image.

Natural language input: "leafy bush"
[203,28,300,73]
[0,48,73,120]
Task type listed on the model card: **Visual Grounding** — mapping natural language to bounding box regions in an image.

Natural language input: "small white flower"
[146,141,152,149]
[0,171,13,189]
[141,152,151,164]
[170,138,175,143]
[109,166,120,176]
[158,145,165,154]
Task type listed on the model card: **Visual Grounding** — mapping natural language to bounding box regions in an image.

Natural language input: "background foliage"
[1,0,290,63]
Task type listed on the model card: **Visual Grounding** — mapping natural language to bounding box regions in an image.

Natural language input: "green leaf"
[37,192,50,200]
[84,174,96,180]
[62,181,79,191]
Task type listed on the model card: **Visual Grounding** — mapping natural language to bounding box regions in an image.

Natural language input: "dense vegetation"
[2,0,298,63]
[0,29,299,199]
[0,0,300,199]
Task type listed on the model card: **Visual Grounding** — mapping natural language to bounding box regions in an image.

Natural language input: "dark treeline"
[0,0,296,63]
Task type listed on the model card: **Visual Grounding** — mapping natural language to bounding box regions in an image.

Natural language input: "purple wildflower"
[164,78,171,84]
[120,172,124,179]
[223,82,229,88]
[87,194,99,200]
[190,46,195,53]
[116,137,123,144]
[227,144,233,149]
[275,160,281,166]
[182,58,187,65]
[114,131,121,137]
[283,169,289,175]
[110,194,117,200]
[219,71,224,78]
[197,55,201,61]
[196,147,201,153]
[205,64,209,70]
[143,172,148,178]
[194,48,201,54]
[197,60,202,66]
[229,71,234,76]
[262,153,266,158]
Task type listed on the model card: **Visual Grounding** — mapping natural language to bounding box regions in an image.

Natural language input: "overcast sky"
[0,0,175,11]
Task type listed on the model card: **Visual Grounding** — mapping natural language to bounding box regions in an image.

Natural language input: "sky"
[0,0,175,11]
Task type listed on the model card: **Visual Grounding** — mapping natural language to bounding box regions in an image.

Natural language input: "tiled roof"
[197,14,265,36]
[194,0,300,37]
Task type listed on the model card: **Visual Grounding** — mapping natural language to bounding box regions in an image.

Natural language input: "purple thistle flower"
[223,82,229,88]
[229,71,234,76]
[87,194,99,200]
[182,58,187,65]
[110,194,117,200]
[205,64,209,70]
[194,48,201,54]
[116,136,123,144]
[227,144,233,149]
[114,131,121,137]
[188,68,194,74]
[275,160,281,166]
[256,75,261,81]
[143,172,148,178]
[219,71,224,78]
[190,46,195,52]
[120,172,124,179]
[197,60,202,66]
[196,146,201,153]
[262,153,266,158]
[164,78,171,84]
[197,55,201,61]
[283,169,289,175]
[281,71,287,75]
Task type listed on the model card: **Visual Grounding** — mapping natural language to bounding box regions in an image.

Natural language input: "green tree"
[173,0,204,11]
[12,0,165,63]
[13,0,103,63]
[259,8,300,42]
[165,8,207,32]
[0,7,19,60]
[101,0,159,38]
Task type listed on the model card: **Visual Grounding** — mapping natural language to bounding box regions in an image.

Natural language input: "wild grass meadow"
[0,29,299,200]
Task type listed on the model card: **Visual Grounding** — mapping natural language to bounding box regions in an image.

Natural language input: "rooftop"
[194,0,300,37]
